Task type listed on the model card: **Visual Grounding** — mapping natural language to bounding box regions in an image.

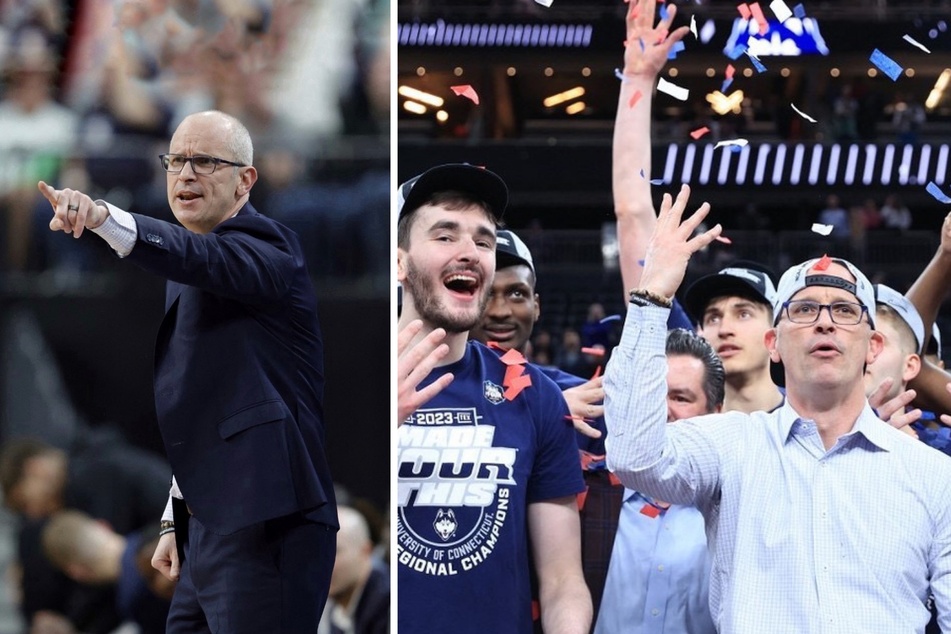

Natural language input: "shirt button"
[651,609,660,617]
[657,565,664,571]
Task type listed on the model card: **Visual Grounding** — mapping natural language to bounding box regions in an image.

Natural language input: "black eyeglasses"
[782,300,868,325]
[159,154,246,174]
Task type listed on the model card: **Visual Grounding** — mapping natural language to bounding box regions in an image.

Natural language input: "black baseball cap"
[397,163,508,222]
[684,263,778,325]
[495,229,534,274]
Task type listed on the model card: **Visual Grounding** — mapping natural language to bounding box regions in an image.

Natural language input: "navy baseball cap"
[495,229,534,274]
[397,163,508,222]
[684,265,777,325]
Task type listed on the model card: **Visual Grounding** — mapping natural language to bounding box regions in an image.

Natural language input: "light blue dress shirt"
[604,303,951,634]
[595,489,715,634]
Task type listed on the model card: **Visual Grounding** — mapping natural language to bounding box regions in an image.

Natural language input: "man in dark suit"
[37,110,338,633]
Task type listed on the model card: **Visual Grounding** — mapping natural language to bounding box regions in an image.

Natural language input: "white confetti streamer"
[791,103,817,123]
[657,77,689,101]
[690,14,698,39]
[811,223,834,236]
[903,34,931,54]
[714,138,749,149]
[769,0,793,23]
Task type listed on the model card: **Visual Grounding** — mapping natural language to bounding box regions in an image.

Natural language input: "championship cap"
[684,264,777,324]
[397,163,508,222]
[769,256,876,387]
[874,284,925,353]
[772,256,876,328]
[495,229,534,274]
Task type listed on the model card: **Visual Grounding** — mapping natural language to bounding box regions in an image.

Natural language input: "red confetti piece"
[749,2,768,34]
[577,488,589,511]
[715,235,732,244]
[450,84,480,105]
[812,254,832,271]
[591,366,602,379]
[725,63,736,79]
[504,371,532,401]
[486,341,502,349]
[640,503,660,518]
[532,601,540,622]
[628,89,643,108]
[737,3,751,19]
[581,347,605,357]
[499,348,527,366]
[655,28,668,44]
[609,472,622,486]
[690,126,710,139]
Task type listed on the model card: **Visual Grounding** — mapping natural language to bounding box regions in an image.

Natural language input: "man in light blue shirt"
[605,185,951,634]
[596,329,723,634]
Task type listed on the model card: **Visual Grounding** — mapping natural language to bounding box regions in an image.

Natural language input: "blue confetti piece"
[926,181,951,203]
[726,43,747,60]
[721,77,734,92]
[659,3,669,20]
[746,51,767,73]
[637,259,645,266]
[649,179,664,185]
[614,68,629,83]
[667,40,685,60]
[730,145,744,153]
[793,3,806,18]
[600,314,623,324]
[869,48,903,81]
[639,168,646,178]
[639,37,645,52]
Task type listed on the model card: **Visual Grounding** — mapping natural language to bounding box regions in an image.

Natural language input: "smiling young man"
[604,185,951,634]
[396,164,591,634]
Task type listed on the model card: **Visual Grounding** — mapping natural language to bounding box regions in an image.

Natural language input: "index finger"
[37,181,59,207]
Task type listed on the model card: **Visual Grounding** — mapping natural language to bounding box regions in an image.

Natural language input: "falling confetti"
[747,51,768,73]
[690,126,711,139]
[690,14,698,38]
[534,0,553,5]
[869,49,903,81]
[791,103,817,123]
[667,40,686,60]
[737,3,752,19]
[714,138,749,150]
[811,223,834,236]
[657,77,689,101]
[926,181,951,204]
[451,84,480,104]
[903,34,932,54]
[769,0,793,22]
[749,2,769,35]
[628,89,643,108]
[715,235,733,244]
[812,254,833,271]
[792,3,806,18]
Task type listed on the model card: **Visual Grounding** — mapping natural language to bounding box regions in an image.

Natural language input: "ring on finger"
[68,204,79,211]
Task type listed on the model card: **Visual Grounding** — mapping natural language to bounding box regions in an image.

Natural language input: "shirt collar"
[778,400,894,451]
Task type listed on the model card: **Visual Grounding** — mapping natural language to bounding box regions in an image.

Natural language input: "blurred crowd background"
[0,1,390,632]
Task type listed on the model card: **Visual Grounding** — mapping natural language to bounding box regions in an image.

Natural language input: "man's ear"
[396,248,407,283]
[765,327,780,363]
[867,330,885,366]
[237,166,258,196]
[902,353,922,384]
[532,293,540,324]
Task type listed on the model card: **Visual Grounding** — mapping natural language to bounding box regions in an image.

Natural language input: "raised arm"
[906,211,951,414]
[906,211,951,347]
[605,186,721,497]
[614,0,690,299]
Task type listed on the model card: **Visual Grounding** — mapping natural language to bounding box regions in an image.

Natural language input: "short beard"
[404,256,489,334]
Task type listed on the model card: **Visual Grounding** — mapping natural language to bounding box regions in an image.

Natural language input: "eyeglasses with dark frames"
[782,300,868,325]
[159,154,246,175]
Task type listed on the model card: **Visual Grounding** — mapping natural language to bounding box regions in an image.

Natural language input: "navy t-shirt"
[397,341,585,633]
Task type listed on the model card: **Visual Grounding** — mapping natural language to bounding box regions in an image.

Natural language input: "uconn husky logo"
[433,509,458,541]
[484,380,504,404]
